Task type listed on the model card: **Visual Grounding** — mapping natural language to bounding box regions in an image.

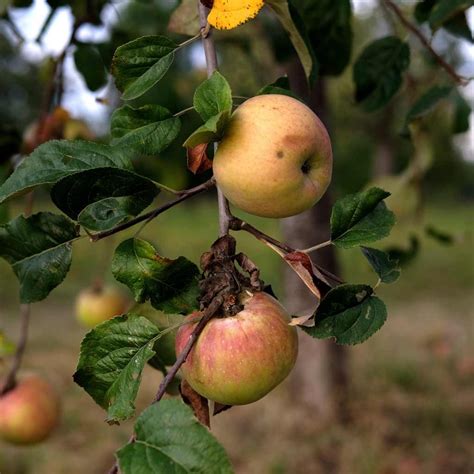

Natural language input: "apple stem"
[300,240,332,253]
[0,304,31,395]
[198,4,232,237]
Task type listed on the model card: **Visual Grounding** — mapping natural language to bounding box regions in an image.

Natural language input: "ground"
[0,198,473,474]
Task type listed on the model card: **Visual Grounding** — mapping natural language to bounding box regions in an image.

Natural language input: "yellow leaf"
[208,0,265,30]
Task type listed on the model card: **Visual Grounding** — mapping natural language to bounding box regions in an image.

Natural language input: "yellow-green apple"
[0,375,60,445]
[75,286,128,328]
[213,94,332,218]
[175,291,298,405]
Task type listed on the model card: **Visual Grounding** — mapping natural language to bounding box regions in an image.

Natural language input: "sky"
[4,0,474,159]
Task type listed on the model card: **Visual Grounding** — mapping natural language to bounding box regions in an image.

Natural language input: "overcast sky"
[5,0,474,159]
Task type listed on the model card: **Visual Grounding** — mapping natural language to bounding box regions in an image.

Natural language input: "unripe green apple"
[0,375,60,445]
[75,286,128,328]
[213,94,333,218]
[175,292,298,405]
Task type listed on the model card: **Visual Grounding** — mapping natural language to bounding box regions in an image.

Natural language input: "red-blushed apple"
[0,375,60,445]
[75,286,129,328]
[175,291,298,405]
[213,94,333,218]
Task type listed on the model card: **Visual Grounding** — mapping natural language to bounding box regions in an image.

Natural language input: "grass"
[0,197,473,473]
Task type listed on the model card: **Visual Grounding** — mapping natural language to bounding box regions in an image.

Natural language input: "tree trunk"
[282,60,350,422]
[373,107,395,178]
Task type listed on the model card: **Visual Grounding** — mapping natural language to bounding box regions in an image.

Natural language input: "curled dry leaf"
[284,251,322,300]
[187,143,213,175]
[180,379,210,428]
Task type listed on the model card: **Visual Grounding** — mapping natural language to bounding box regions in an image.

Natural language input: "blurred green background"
[1,0,473,473]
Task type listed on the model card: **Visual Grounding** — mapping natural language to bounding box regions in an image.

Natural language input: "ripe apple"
[213,94,333,218]
[0,375,60,445]
[175,291,298,405]
[75,286,129,328]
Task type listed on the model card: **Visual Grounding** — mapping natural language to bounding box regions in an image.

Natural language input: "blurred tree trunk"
[373,107,395,178]
[282,60,350,423]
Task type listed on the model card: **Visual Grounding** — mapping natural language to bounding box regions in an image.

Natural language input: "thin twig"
[300,240,332,253]
[229,218,344,285]
[383,0,470,86]
[198,4,232,237]
[90,178,215,242]
[229,217,293,253]
[107,296,223,474]
[0,305,31,395]
[153,296,223,403]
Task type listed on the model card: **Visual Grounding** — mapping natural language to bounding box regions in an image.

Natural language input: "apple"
[75,286,129,328]
[175,291,298,405]
[212,94,333,218]
[0,375,60,445]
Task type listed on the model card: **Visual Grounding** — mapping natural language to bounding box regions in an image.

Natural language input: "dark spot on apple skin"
[276,150,284,158]
[301,160,311,174]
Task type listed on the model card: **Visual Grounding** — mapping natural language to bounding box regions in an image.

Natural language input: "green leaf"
[292,0,353,76]
[353,36,410,112]
[112,238,200,314]
[111,105,181,155]
[50,168,158,231]
[257,76,301,100]
[266,0,316,80]
[74,43,108,92]
[0,212,79,303]
[452,91,471,134]
[194,71,233,123]
[0,165,10,225]
[405,85,452,125]
[414,0,473,42]
[78,196,150,232]
[168,0,200,36]
[0,140,132,205]
[331,187,395,248]
[429,0,474,30]
[73,314,160,422]
[183,110,231,148]
[303,284,387,344]
[112,35,178,101]
[117,399,233,474]
[361,246,400,284]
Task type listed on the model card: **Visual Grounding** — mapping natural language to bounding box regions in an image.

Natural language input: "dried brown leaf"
[180,379,210,427]
[187,143,213,175]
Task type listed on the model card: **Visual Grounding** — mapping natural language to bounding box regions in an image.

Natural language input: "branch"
[153,295,223,403]
[229,217,344,285]
[106,296,223,474]
[90,178,215,242]
[198,3,232,237]
[0,305,31,395]
[229,217,293,253]
[300,240,332,253]
[383,0,470,86]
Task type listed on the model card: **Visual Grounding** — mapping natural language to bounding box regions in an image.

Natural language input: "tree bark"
[282,60,350,423]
